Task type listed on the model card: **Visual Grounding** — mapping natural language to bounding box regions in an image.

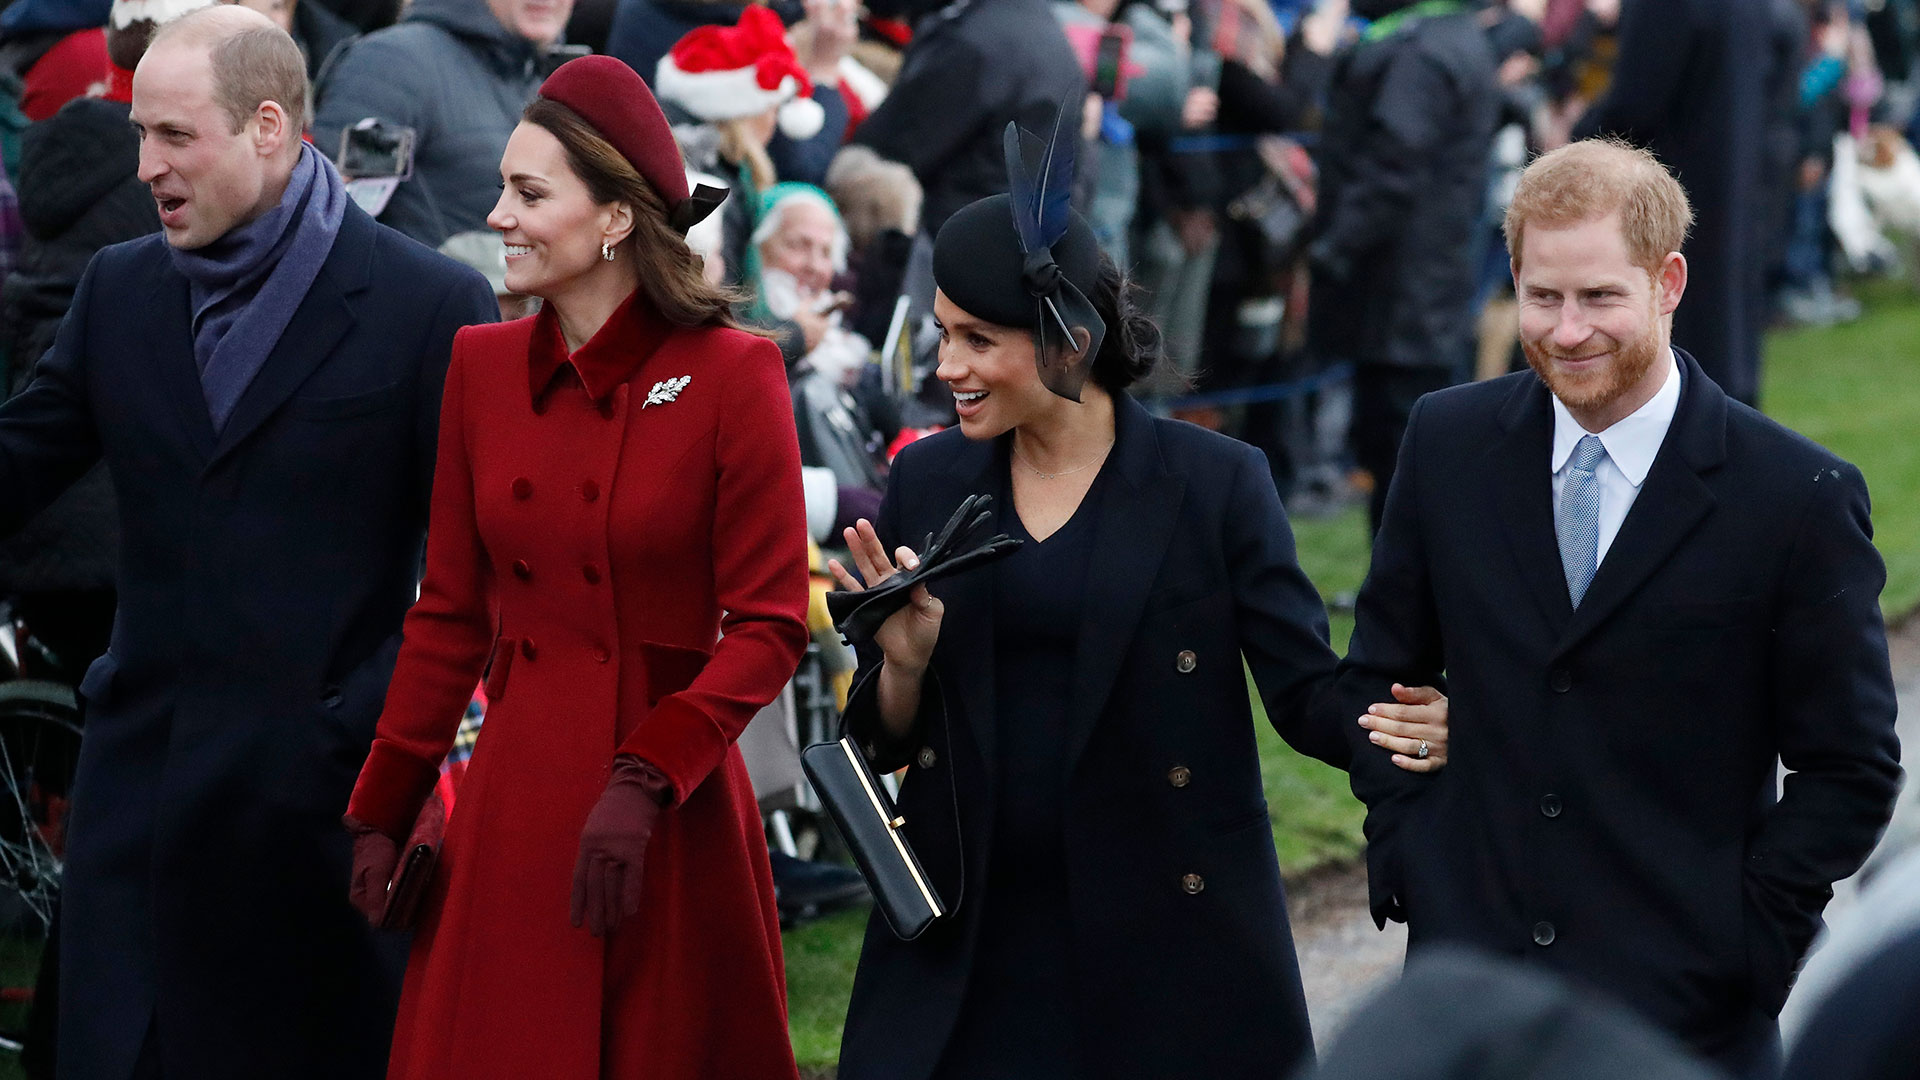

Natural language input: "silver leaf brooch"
[643,375,691,409]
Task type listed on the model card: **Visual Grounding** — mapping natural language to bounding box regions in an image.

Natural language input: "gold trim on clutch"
[840,738,943,919]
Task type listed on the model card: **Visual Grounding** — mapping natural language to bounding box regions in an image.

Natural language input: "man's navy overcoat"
[0,201,496,1080]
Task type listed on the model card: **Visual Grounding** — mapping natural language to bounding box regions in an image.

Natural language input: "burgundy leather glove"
[569,756,674,937]
[344,815,400,926]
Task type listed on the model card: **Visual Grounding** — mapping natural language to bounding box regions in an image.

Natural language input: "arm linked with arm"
[1332,395,1446,927]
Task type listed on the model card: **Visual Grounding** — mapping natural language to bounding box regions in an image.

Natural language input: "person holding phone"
[342,56,809,1080]
[826,140,1449,1079]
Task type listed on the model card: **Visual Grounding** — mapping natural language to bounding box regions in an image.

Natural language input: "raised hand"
[828,518,945,674]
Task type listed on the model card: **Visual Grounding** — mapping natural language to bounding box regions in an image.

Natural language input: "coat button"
[511,477,532,500]
[1533,921,1556,946]
[1167,765,1191,788]
[581,480,600,502]
[1549,668,1572,693]
[511,559,532,580]
[1181,873,1205,895]
[592,645,611,664]
[520,638,538,661]
[917,746,937,769]
[582,563,602,585]
[1175,650,1198,674]
[1540,794,1563,818]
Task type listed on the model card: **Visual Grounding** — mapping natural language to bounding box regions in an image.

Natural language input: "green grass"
[1763,278,1920,616]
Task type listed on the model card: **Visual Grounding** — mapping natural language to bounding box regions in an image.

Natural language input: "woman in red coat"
[341,56,810,1080]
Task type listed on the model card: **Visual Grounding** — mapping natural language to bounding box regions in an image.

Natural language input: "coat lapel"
[207,207,375,467]
[1555,351,1725,655]
[1062,395,1186,778]
[149,253,218,459]
[1489,375,1576,632]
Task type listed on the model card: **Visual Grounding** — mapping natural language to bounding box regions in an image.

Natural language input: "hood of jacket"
[402,0,546,71]
[16,96,138,240]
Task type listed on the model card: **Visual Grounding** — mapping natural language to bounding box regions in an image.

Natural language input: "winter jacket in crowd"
[312,0,551,247]
[1306,1,1498,373]
[0,95,148,595]
[853,0,1087,234]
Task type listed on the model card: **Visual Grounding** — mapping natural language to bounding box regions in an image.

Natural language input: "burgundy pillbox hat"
[537,55,726,235]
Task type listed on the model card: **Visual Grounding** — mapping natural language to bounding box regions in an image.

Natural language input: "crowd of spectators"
[10,0,1920,534]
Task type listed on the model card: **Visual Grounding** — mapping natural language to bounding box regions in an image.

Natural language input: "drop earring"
[601,240,615,261]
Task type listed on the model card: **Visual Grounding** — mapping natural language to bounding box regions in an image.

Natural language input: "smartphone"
[1093,25,1132,100]
[337,118,415,181]
[538,43,592,78]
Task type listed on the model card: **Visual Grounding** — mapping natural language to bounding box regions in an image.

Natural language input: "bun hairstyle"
[1086,256,1164,393]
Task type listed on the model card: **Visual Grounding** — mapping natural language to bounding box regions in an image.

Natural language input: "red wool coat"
[347,293,810,1080]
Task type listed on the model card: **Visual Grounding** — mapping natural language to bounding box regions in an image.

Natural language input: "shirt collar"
[1549,348,1682,487]
[527,289,672,407]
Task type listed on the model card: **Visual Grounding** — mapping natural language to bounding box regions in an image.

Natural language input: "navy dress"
[932,457,1111,1079]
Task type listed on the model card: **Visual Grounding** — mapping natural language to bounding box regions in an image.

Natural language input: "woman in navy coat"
[826,190,1448,1079]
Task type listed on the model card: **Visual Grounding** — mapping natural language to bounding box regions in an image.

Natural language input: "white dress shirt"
[1550,350,1682,566]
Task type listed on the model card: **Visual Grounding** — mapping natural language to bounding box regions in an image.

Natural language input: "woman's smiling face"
[932,289,1061,439]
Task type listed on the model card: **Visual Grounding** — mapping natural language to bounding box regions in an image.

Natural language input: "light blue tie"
[1557,435,1608,608]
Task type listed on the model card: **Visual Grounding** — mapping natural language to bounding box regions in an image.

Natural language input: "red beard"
[1522,303,1662,417]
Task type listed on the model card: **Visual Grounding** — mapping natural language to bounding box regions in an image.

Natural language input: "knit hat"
[538,55,725,235]
[653,6,825,141]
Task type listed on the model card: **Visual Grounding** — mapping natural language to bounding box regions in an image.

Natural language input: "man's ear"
[1656,251,1688,316]
[252,99,293,156]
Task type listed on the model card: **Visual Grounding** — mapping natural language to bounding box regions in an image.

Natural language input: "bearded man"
[1333,139,1901,1078]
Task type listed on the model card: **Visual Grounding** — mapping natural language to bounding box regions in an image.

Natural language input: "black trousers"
[1353,364,1455,537]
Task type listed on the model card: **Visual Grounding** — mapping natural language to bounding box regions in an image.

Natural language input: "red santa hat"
[653,6,825,141]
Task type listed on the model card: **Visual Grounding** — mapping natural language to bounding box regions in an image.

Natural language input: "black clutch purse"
[801,731,950,940]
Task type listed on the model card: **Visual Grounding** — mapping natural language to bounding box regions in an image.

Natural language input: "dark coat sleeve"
[0,249,105,537]
[851,32,986,185]
[1745,462,1903,1014]
[839,440,939,773]
[1222,439,1344,765]
[1309,49,1464,278]
[1332,394,1447,927]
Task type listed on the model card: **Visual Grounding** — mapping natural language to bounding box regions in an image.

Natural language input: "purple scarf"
[170,145,348,432]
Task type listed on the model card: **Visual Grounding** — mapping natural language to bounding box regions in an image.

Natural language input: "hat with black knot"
[932,119,1107,401]
[537,55,727,235]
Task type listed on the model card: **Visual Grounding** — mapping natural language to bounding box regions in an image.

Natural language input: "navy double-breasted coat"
[0,202,496,1080]
[837,393,1350,1079]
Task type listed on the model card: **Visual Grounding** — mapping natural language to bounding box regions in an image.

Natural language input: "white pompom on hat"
[654,6,824,140]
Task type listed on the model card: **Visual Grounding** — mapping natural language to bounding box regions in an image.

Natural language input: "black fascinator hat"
[932,115,1106,402]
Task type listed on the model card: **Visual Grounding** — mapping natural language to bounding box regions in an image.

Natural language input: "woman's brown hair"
[523,97,757,332]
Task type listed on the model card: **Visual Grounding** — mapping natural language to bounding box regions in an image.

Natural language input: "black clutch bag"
[801,732,950,940]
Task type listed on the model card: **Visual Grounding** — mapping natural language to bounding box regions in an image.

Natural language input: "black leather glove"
[827,493,1022,644]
